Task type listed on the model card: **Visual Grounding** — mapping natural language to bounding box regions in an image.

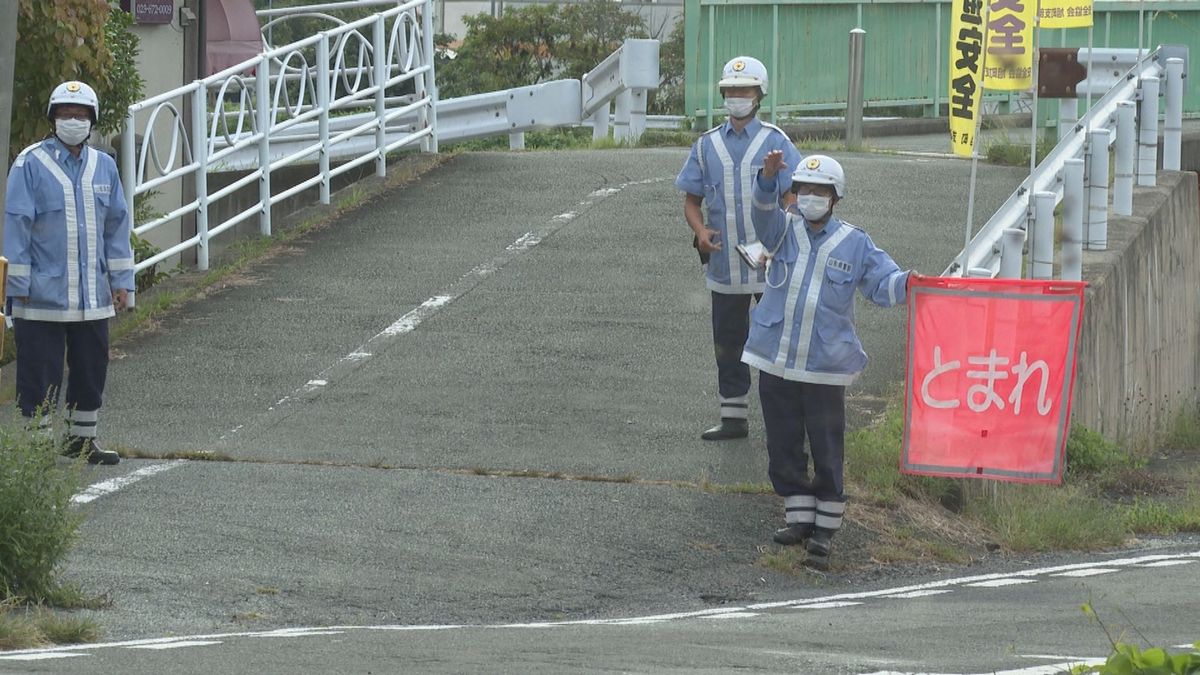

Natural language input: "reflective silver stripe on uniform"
[707,132,740,288]
[81,149,100,310]
[718,394,749,420]
[782,225,855,372]
[814,499,846,530]
[739,128,772,252]
[784,494,817,525]
[31,148,80,312]
[774,214,811,366]
[8,264,31,276]
[108,258,134,271]
[68,407,99,438]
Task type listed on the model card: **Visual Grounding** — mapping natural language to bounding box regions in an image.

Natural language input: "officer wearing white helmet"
[675,56,803,441]
[4,80,135,465]
[745,151,918,569]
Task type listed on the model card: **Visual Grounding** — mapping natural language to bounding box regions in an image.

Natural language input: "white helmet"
[718,56,768,97]
[47,80,100,123]
[791,155,846,198]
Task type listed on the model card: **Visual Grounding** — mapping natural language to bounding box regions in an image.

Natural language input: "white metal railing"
[122,0,437,289]
[946,45,1189,280]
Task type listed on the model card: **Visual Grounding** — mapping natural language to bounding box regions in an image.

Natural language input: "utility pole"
[0,0,17,386]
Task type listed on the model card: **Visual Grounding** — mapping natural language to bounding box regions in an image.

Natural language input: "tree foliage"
[435,1,647,99]
[9,1,144,157]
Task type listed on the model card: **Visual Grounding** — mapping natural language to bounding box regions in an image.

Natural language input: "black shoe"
[700,419,748,441]
[63,437,121,466]
[805,528,834,571]
[772,524,813,546]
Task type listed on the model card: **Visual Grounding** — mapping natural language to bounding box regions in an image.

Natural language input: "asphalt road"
[8,146,1192,672]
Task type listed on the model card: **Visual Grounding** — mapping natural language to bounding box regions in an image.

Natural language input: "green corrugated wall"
[684,0,1198,126]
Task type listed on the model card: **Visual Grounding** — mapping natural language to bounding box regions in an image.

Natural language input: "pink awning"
[206,0,263,76]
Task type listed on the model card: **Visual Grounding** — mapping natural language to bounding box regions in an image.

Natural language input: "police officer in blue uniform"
[4,81,135,465]
[746,151,914,569]
[676,56,804,441]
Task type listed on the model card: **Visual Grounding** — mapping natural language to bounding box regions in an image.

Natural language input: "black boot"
[772,523,813,546]
[700,418,748,441]
[804,528,835,570]
[63,437,121,466]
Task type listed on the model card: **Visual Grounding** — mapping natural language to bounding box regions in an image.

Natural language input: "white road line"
[71,461,186,504]
[966,578,1037,588]
[0,652,89,660]
[885,589,954,599]
[1137,560,1195,567]
[794,601,863,609]
[702,612,760,619]
[1051,568,1119,577]
[126,641,223,650]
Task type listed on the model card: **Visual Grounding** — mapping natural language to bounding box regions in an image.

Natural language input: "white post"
[629,89,648,144]
[509,132,525,150]
[1086,128,1111,250]
[614,89,632,143]
[1031,191,1055,280]
[121,108,137,308]
[1136,74,1159,187]
[1163,58,1184,171]
[1113,101,1136,216]
[1061,158,1085,281]
[1057,98,1076,143]
[999,228,1025,279]
[591,103,610,142]
[421,0,439,153]
[256,56,272,236]
[317,33,331,205]
[191,87,210,271]
[373,15,387,177]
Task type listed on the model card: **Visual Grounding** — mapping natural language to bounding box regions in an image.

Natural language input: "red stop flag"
[902,277,1087,484]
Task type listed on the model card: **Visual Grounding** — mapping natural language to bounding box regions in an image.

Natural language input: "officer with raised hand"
[675,56,803,441]
[4,81,135,466]
[746,151,914,569]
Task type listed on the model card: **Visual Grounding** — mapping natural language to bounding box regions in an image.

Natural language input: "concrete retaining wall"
[1072,167,1200,450]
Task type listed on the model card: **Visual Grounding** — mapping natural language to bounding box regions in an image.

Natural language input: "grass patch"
[964,483,1127,552]
[1160,405,1200,450]
[983,134,1055,166]
[1121,495,1200,535]
[32,610,101,645]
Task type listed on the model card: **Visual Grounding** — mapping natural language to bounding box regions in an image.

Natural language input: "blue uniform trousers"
[711,291,758,420]
[759,371,846,502]
[13,318,109,437]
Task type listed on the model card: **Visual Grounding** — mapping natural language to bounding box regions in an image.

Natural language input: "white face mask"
[796,194,832,222]
[55,118,91,147]
[724,97,756,119]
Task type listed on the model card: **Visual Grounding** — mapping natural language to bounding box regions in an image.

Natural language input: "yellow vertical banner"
[1039,0,1093,28]
[983,0,1037,90]
[949,0,986,157]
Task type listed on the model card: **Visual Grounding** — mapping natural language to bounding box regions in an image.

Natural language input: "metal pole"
[1031,191,1055,280]
[422,0,439,153]
[591,103,610,142]
[1028,17,1041,179]
[629,89,648,144]
[191,86,210,271]
[1137,75,1159,187]
[999,228,1025,279]
[1163,58,1184,171]
[256,56,273,236]
[1061,158,1084,281]
[846,28,865,151]
[317,33,331,205]
[373,15,387,177]
[508,131,525,150]
[1085,127,1110,250]
[1113,100,1135,216]
[1057,98,1076,143]
[0,0,17,248]
[614,90,632,143]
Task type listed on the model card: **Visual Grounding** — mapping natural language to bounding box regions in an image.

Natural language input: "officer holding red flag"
[746,150,916,569]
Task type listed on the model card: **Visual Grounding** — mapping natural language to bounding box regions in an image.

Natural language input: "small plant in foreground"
[1072,602,1200,674]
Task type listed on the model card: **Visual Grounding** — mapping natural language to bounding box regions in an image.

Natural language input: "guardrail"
[121,1,658,290]
[944,45,1189,279]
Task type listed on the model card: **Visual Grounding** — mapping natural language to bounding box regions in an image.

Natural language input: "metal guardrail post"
[1061,158,1085,281]
[1057,99,1077,143]
[1086,128,1111,250]
[1137,74,1159,186]
[121,110,137,308]
[614,90,632,142]
[191,87,210,271]
[846,28,865,151]
[509,131,525,150]
[630,89,648,143]
[1031,191,1056,280]
[256,56,273,236]
[1163,58,1184,171]
[999,228,1025,279]
[1113,101,1136,216]
[421,0,439,153]
[591,103,609,142]
[373,16,387,177]
[317,34,331,205]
